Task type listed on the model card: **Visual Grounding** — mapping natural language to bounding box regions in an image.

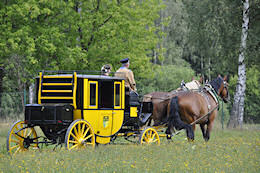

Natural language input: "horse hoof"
[188,138,194,142]
[166,134,172,140]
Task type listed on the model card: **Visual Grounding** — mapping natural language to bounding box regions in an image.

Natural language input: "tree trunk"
[228,0,249,129]
[29,84,34,104]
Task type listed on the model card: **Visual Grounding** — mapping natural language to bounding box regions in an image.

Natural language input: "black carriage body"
[25,104,73,125]
[122,91,153,127]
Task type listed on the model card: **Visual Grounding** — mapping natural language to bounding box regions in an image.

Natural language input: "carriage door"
[112,82,124,134]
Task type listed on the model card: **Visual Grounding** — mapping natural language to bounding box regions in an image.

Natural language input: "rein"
[142,89,200,101]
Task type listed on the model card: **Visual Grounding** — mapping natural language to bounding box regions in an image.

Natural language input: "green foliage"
[138,64,195,94]
[0,0,165,115]
[0,0,164,77]
[244,66,260,123]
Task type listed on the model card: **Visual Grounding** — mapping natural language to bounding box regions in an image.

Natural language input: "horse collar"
[199,91,211,110]
[204,84,219,105]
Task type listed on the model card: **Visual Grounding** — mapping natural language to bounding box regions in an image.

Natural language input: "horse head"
[219,75,230,103]
[210,75,230,103]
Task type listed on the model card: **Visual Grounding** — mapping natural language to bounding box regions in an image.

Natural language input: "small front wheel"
[6,120,38,155]
[139,127,160,145]
[65,119,95,150]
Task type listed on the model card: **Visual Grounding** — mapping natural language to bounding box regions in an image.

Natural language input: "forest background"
[0,0,259,125]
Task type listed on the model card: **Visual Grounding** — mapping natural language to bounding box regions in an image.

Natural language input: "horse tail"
[166,96,194,140]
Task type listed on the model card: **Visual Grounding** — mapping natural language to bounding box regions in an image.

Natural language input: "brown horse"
[166,76,229,141]
[143,79,202,127]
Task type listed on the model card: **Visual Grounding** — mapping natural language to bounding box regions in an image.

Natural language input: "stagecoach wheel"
[65,119,95,150]
[6,120,38,155]
[139,127,160,145]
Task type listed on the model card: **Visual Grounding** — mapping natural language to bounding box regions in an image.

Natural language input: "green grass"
[0,122,259,173]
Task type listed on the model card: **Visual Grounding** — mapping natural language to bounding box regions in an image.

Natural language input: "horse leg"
[165,125,173,140]
[200,124,207,141]
[205,122,214,142]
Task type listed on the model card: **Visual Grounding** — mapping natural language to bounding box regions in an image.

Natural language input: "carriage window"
[114,82,121,109]
[89,81,98,108]
[100,81,113,109]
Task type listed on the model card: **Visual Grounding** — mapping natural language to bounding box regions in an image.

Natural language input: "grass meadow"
[0,121,259,173]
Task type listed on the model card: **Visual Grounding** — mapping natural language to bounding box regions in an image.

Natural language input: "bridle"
[220,80,229,102]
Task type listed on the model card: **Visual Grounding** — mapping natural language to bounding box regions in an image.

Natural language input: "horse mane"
[209,77,223,93]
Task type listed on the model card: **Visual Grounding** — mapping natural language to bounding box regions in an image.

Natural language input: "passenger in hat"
[101,64,111,76]
[115,58,137,91]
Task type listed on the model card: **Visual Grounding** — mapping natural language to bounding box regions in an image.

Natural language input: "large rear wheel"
[139,127,160,145]
[6,120,38,155]
[65,119,95,150]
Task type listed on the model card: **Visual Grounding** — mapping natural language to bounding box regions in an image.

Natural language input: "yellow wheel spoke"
[74,126,79,138]
[83,134,93,141]
[143,136,149,143]
[13,133,23,140]
[77,123,81,135]
[70,133,79,142]
[69,144,79,150]
[27,129,33,137]
[149,130,152,138]
[152,139,158,143]
[24,128,28,137]
[145,133,150,140]
[14,126,22,137]
[69,140,78,144]
[19,123,24,131]
[82,127,90,138]
[151,133,156,140]
[85,142,94,145]
[10,145,19,151]
[10,139,19,144]
[81,124,86,136]
[13,147,21,155]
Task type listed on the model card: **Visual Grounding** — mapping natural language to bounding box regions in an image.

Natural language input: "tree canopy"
[0,0,259,123]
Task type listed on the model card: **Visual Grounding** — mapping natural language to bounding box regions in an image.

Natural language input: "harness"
[191,83,220,125]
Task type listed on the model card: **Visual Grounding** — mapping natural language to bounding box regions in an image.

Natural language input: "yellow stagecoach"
[6,71,160,154]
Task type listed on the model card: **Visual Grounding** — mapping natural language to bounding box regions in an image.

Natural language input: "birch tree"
[228,0,249,128]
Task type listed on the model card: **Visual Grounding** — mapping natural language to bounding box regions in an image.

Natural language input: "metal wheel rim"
[65,120,95,150]
[6,120,38,155]
[140,127,160,145]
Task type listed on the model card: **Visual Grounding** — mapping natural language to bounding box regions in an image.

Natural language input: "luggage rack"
[37,71,77,109]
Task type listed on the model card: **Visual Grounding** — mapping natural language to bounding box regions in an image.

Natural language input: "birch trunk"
[29,84,34,104]
[228,0,249,128]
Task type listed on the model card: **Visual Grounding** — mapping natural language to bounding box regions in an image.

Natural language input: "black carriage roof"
[36,72,124,81]
[77,74,124,80]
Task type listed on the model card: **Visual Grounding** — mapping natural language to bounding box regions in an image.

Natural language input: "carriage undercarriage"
[7,120,165,154]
